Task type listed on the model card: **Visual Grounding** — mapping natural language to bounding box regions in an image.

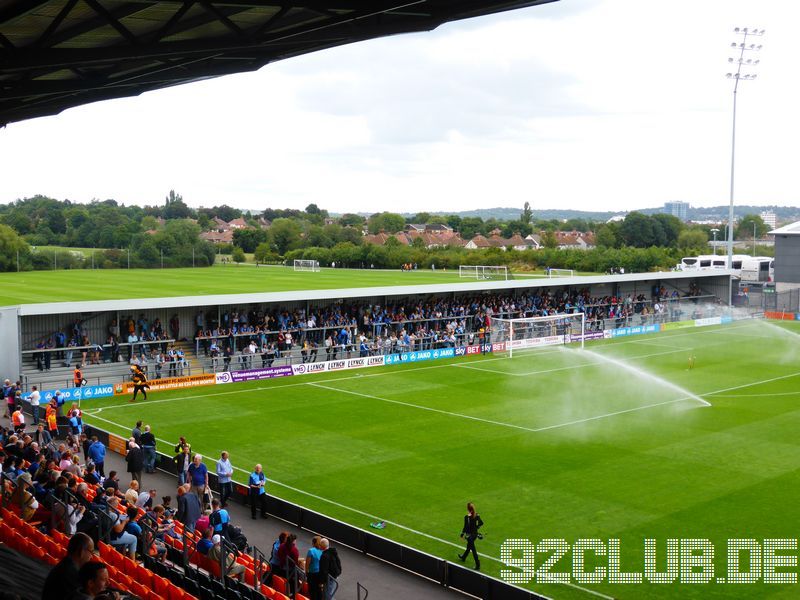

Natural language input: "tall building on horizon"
[760,210,777,229]
[663,201,689,221]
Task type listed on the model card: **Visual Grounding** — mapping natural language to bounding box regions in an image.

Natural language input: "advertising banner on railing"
[114,373,216,395]
[384,347,456,365]
[291,355,386,375]
[214,365,295,384]
[610,324,661,338]
[23,384,116,403]
[694,316,722,327]
[508,335,566,349]
[568,331,606,342]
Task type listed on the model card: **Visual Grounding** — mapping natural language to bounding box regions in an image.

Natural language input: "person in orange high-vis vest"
[73,366,83,388]
[46,403,58,438]
[11,406,25,433]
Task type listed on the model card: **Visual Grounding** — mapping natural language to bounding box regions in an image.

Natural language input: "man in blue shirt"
[87,436,106,477]
[188,454,209,503]
[216,451,233,508]
[248,463,267,520]
[209,498,230,537]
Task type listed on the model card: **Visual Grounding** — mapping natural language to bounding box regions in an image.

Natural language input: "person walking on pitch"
[458,502,484,570]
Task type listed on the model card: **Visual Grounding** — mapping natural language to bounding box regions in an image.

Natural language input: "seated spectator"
[42,532,95,600]
[208,534,246,580]
[68,561,115,600]
[107,497,136,559]
[197,527,214,555]
[124,505,143,554]
[11,472,41,521]
[124,480,139,505]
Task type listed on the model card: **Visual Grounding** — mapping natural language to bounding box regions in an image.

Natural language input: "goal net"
[548,268,574,278]
[293,259,320,272]
[459,265,508,280]
[490,312,585,357]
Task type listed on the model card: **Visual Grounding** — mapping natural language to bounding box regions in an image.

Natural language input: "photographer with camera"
[458,502,483,570]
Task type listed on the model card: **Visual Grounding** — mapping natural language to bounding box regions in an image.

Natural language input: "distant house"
[554,231,595,250]
[525,234,542,250]
[464,233,536,251]
[228,217,249,229]
[212,217,229,232]
[364,230,465,249]
[200,230,233,244]
[257,217,271,229]
[405,224,427,233]
[464,234,491,249]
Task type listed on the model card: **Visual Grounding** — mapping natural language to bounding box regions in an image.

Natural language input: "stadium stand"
[19,282,721,391]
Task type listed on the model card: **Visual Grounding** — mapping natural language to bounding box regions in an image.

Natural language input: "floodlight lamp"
[734,27,740,32]
[743,27,749,33]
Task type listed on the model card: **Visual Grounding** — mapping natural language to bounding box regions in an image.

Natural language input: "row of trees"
[282,241,687,274]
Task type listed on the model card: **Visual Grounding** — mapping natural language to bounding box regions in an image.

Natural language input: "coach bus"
[677,254,773,282]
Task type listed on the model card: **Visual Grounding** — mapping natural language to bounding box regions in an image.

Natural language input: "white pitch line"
[455,347,689,377]
[308,382,548,434]
[309,381,699,435]
[83,410,604,600]
[701,371,800,397]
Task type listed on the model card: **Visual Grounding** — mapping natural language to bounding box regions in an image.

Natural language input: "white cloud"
[0,0,797,215]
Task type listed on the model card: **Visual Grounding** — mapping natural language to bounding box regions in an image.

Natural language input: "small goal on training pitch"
[293,259,320,272]
[459,265,508,280]
[547,268,574,278]
[490,312,585,357]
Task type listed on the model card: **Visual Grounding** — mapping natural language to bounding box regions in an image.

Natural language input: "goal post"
[547,268,574,278]
[490,312,585,357]
[459,265,508,280]
[293,259,320,272]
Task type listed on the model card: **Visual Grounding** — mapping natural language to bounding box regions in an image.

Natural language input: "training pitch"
[0,265,544,306]
[84,319,800,599]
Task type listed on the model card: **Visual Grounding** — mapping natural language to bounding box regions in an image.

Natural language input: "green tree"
[411,212,431,224]
[163,190,193,220]
[0,224,32,271]
[339,213,365,227]
[232,247,246,263]
[595,223,618,248]
[652,213,683,247]
[736,214,769,239]
[520,201,533,225]
[268,218,302,255]
[367,212,406,234]
[542,231,558,249]
[678,228,709,250]
[232,228,268,252]
[254,242,279,263]
[619,212,655,248]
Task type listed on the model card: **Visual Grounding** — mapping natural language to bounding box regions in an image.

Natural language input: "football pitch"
[0,265,548,306]
[83,319,800,600]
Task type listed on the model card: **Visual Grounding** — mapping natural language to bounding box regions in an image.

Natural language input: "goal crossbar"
[548,268,574,278]
[293,259,320,272]
[459,265,508,280]
[491,312,585,357]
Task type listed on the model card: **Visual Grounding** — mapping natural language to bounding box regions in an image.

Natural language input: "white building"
[760,211,777,229]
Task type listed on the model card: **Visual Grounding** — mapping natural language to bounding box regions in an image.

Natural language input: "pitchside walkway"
[100,450,466,600]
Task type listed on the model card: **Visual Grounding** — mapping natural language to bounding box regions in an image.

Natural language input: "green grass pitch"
[83,319,800,599]
[0,265,547,306]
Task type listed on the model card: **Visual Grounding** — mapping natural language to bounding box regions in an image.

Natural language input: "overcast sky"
[1,0,797,215]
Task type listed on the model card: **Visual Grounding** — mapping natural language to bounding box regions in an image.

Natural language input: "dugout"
[0,269,734,391]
